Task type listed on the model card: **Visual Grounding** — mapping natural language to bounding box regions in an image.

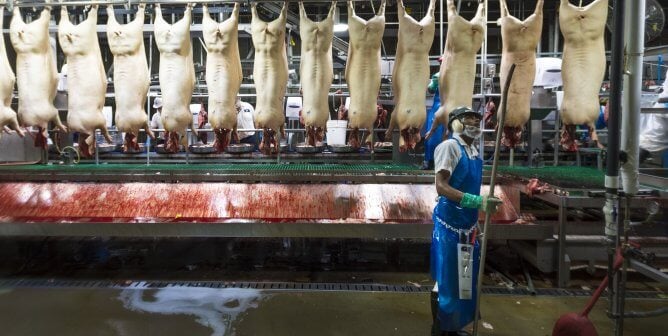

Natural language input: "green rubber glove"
[482,196,503,214]
[461,193,503,213]
[427,73,439,93]
[460,193,483,209]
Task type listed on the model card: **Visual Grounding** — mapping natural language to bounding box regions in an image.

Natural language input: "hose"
[624,307,668,318]
[60,146,81,164]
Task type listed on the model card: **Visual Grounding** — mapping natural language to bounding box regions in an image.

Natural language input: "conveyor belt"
[0,182,547,239]
[0,163,433,183]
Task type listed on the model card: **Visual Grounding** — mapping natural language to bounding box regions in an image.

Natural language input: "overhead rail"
[6,0,374,8]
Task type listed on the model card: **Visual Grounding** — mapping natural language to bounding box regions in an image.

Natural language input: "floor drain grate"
[0,278,432,293]
[0,279,665,299]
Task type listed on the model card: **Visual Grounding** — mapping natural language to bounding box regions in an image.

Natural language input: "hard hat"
[153,97,163,109]
[448,106,480,130]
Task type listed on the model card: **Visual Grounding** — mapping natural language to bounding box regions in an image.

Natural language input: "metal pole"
[127,0,375,4]
[552,15,559,57]
[620,0,644,196]
[553,110,559,166]
[95,131,100,165]
[473,63,516,336]
[478,0,488,159]
[439,0,444,55]
[185,131,190,164]
[276,130,281,164]
[605,0,625,333]
[557,197,568,287]
[147,11,153,166]
[615,1,645,333]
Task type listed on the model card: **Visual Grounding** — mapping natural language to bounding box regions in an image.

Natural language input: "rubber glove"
[427,73,439,93]
[482,195,503,213]
[461,193,503,213]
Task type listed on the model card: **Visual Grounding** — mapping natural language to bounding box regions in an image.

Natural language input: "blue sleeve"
[595,107,607,129]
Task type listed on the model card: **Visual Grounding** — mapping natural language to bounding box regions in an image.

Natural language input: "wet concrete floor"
[0,286,665,336]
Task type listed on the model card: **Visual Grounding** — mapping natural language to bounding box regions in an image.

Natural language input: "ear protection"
[451,119,464,133]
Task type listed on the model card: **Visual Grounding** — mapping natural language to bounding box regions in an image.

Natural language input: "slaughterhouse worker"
[150,97,164,145]
[431,106,502,336]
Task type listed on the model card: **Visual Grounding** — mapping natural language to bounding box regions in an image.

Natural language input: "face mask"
[463,125,481,139]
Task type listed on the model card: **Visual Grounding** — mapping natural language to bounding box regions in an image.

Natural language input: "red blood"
[400,127,421,152]
[33,127,48,149]
[560,124,579,152]
[0,183,521,225]
[348,128,360,149]
[305,126,324,147]
[525,178,551,197]
[123,132,139,152]
[165,131,181,153]
[259,128,278,155]
[78,133,94,158]
[0,183,434,223]
[502,126,523,148]
[213,128,231,153]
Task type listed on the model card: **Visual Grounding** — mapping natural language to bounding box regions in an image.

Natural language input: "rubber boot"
[431,287,440,336]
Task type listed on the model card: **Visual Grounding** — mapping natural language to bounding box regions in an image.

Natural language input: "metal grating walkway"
[0,163,420,173]
[0,164,433,183]
[0,278,664,299]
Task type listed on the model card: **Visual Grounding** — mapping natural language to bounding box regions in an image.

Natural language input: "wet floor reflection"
[0,286,266,336]
[0,286,665,335]
[119,286,263,336]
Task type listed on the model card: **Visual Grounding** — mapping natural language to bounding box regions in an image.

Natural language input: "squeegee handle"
[473,63,516,336]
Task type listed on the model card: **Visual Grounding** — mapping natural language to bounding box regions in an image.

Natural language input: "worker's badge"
[457,243,474,300]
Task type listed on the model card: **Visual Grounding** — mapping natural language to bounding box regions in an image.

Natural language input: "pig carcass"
[386,0,435,151]
[0,7,24,139]
[10,4,66,147]
[497,0,543,147]
[107,3,154,152]
[425,0,485,140]
[559,0,608,151]
[299,1,336,146]
[250,2,289,154]
[154,4,197,153]
[203,3,242,153]
[345,0,386,149]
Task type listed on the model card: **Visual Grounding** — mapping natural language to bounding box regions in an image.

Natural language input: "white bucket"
[326,120,347,145]
[555,91,564,110]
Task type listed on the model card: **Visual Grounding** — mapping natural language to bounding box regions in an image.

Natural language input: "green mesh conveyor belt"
[0,163,420,174]
[486,165,605,189]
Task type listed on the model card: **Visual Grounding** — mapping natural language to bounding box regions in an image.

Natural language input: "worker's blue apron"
[430,141,482,331]
[423,88,444,163]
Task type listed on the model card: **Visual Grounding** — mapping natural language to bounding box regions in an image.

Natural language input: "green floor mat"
[487,165,605,189]
[0,163,420,174]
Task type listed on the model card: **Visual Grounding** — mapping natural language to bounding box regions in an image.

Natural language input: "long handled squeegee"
[472,63,516,336]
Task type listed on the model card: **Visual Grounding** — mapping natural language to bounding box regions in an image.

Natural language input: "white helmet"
[153,97,163,109]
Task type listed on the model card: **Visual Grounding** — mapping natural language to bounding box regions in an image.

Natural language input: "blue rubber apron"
[430,140,482,331]
[423,88,445,163]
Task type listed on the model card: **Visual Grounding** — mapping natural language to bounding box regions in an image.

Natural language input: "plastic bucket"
[555,91,564,110]
[326,120,347,145]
